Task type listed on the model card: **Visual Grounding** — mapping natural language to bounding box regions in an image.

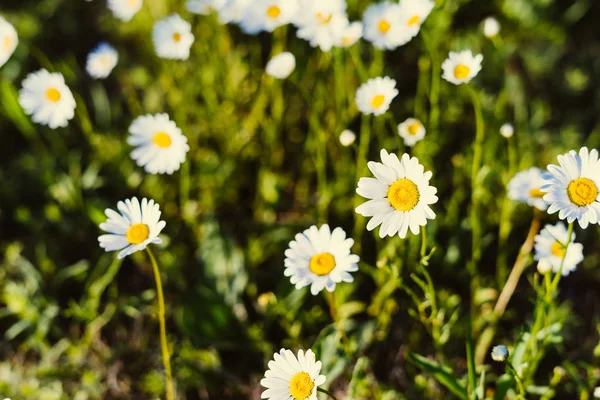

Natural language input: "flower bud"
[491,345,509,362]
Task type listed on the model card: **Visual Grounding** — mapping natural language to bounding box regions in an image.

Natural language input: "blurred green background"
[1,0,600,398]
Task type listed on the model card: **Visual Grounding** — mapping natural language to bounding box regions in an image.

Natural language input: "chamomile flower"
[218,0,251,24]
[507,167,549,211]
[98,197,166,259]
[442,50,483,85]
[127,113,190,174]
[398,0,435,40]
[261,348,326,400]
[186,0,226,15]
[86,43,118,79]
[266,52,296,79]
[0,17,18,68]
[542,147,600,228]
[534,222,584,276]
[397,118,426,147]
[152,14,195,60]
[339,21,363,47]
[355,76,398,116]
[284,225,359,295]
[107,0,142,22]
[293,0,347,52]
[240,0,298,34]
[363,2,410,50]
[18,69,76,129]
[356,149,438,239]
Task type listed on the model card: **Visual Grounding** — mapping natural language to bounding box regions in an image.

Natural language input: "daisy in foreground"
[261,348,326,400]
[284,225,359,295]
[442,50,483,85]
[98,197,166,259]
[107,0,143,22]
[534,222,584,276]
[86,43,118,79]
[128,113,190,174]
[152,14,195,60]
[543,147,600,228]
[356,150,438,238]
[507,167,549,211]
[266,52,296,79]
[355,76,398,116]
[398,118,426,147]
[0,16,18,68]
[18,69,76,129]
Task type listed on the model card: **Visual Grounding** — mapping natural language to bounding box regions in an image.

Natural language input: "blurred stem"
[348,45,368,81]
[507,361,526,399]
[547,222,574,301]
[496,137,518,285]
[352,114,371,245]
[328,291,350,352]
[315,125,329,224]
[333,48,346,131]
[422,31,440,137]
[146,248,175,400]
[317,387,338,400]
[466,315,478,399]
[180,160,190,214]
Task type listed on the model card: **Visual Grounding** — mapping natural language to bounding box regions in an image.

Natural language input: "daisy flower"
[127,113,190,174]
[339,21,363,47]
[86,43,118,79]
[542,147,600,228]
[534,222,584,276]
[152,14,195,60]
[218,0,251,24]
[355,76,398,116]
[107,0,142,22]
[442,50,483,85]
[266,52,296,79]
[293,0,347,52]
[507,167,549,211]
[18,69,76,129]
[261,348,326,400]
[398,0,435,41]
[0,17,18,68]
[186,0,226,15]
[356,149,438,238]
[284,224,359,295]
[98,197,166,259]
[240,0,298,34]
[397,118,426,147]
[363,2,411,50]
[483,17,500,38]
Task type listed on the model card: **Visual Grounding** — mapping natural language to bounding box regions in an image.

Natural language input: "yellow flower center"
[3,36,12,50]
[378,19,391,34]
[173,32,181,42]
[152,132,172,148]
[407,15,420,26]
[309,252,336,276]
[46,88,61,103]
[370,94,385,109]
[454,64,470,79]
[126,223,150,244]
[529,188,545,198]
[388,178,420,211]
[128,0,137,8]
[343,37,352,46]
[567,177,598,206]
[551,241,565,258]
[289,372,314,400]
[317,12,332,24]
[407,122,421,136]
[267,5,281,19]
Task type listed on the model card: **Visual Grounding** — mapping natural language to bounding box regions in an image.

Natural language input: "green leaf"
[407,353,468,400]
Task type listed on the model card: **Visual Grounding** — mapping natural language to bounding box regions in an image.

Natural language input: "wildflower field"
[1,0,600,399]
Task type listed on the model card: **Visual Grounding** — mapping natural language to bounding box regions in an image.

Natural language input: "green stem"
[547,222,574,298]
[317,387,338,400]
[328,291,350,353]
[352,114,371,244]
[146,248,175,400]
[180,159,190,215]
[507,362,526,399]
[466,315,478,399]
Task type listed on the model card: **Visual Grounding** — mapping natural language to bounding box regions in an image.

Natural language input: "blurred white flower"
[219,0,251,24]
[261,349,326,400]
[98,197,166,259]
[284,224,359,295]
[240,0,298,34]
[442,50,483,85]
[128,113,190,174]
[18,69,76,129]
[491,345,509,362]
[363,2,410,50]
[266,52,296,79]
[507,167,550,211]
[339,21,363,47]
[594,387,600,399]
[536,259,552,275]
[500,122,514,138]
[0,16,18,68]
[534,222,584,276]
[397,118,426,147]
[293,0,347,51]
[355,76,398,116]
[86,42,118,79]
[543,147,600,229]
[397,0,434,41]
[186,0,226,15]
[339,129,356,146]
[483,17,500,38]
[152,13,195,60]
[107,0,142,22]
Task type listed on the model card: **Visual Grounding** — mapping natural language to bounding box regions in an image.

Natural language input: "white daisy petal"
[534,222,584,276]
[442,50,483,85]
[355,76,398,116]
[152,13,195,60]
[0,17,18,68]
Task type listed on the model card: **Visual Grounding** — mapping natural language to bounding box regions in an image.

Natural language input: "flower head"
[261,348,326,400]
[542,147,600,229]
[363,2,411,50]
[491,345,509,362]
[397,0,434,41]
[293,0,348,51]
[442,50,483,85]
[483,17,500,38]
[356,150,438,239]
[219,0,251,24]
[98,197,166,259]
[240,0,298,34]
[86,43,118,79]
[266,52,296,79]
[0,17,18,68]
[107,0,143,22]
[339,129,356,146]
[152,14,195,60]
[128,113,190,174]
[18,69,76,129]
[500,122,514,138]
[338,21,363,47]
[507,167,550,211]
[186,0,226,15]
[355,76,398,116]
[284,225,359,296]
[398,118,426,147]
[534,222,584,276]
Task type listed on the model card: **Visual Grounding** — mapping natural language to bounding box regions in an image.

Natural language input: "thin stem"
[146,247,175,400]
[317,387,338,400]
[180,159,190,215]
[507,362,526,399]
[420,225,427,260]
[352,114,371,245]
[328,291,350,349]
[548,222,574,297]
